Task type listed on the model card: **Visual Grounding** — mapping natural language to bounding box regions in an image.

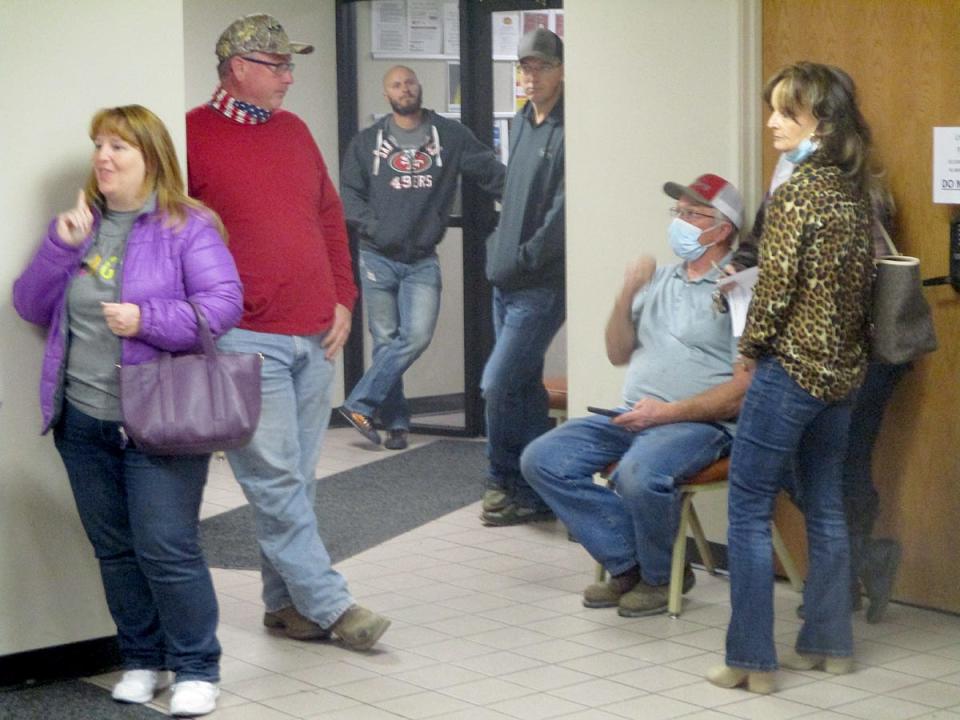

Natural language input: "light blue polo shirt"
[620,260,738,433]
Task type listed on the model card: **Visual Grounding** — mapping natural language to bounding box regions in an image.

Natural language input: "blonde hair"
[85,105,226,239]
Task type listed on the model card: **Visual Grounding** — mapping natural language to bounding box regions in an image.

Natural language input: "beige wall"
[0,0,187,655]
[564,0,760,540]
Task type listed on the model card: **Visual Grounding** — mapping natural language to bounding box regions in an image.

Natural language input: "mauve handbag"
[119,301,262,455]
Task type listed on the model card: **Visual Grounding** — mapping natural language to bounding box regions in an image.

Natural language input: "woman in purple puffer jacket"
[13,105,241,717]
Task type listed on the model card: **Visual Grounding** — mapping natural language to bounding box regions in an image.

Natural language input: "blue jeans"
[482,285,565,510]
[522,414,731,584]
[217,329,353,628]
[345,250,442,430]
[54,402,220,682]
[725,357,853,671]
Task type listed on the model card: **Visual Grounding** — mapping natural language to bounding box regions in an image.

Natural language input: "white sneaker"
[170,680,219,717]
[111,669,162,704]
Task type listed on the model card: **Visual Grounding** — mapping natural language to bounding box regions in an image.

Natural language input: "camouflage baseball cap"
[216,13,314,62]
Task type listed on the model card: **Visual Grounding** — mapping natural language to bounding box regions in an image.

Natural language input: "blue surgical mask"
[786,136,818,164]
[668,218,716,261]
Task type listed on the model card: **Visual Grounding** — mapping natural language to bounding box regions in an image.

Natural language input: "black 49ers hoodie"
[340,109,504,264]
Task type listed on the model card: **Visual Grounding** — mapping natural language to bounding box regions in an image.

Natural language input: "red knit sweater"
[186,105,356,335]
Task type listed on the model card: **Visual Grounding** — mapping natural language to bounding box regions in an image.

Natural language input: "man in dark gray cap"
[480,27,566,526]
[187,13,390,658]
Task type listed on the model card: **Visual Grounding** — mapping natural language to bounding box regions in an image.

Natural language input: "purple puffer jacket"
[13,205,244,433]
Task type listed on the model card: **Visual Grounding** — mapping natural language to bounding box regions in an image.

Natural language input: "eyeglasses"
[240,56,295,75]
[669,206,716,222]
[519,61,560,76]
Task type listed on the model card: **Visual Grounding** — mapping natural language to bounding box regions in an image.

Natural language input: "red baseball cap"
[663,174,744,230]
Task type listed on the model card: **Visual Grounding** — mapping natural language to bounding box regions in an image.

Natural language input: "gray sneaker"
[339,408,381,445]
[331,606,391,651]
[482,489,509,512]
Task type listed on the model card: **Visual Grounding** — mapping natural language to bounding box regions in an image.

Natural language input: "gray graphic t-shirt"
[64,205,140,420]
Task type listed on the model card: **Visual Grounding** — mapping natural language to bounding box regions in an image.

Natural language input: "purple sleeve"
[136,214,244,351]
[12,218,88,327]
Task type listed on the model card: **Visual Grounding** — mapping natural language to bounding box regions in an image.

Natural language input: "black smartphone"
[586,406,623,418]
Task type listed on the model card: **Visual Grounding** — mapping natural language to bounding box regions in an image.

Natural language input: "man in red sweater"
[187,13,390,651]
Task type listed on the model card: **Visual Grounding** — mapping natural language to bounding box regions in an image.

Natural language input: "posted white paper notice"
[933,127,960,204]
[717,266,759,338]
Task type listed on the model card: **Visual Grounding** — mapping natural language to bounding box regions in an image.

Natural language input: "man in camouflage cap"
[187,13,390,653]
[215,13,314,64]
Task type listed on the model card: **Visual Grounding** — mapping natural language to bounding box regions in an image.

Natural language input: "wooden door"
[764,0,960,612]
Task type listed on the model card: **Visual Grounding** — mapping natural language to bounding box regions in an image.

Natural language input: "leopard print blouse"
[739,156,874,402]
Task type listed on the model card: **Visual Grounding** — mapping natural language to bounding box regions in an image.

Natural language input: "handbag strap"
[876,220,898,255]
[186,301,218,358]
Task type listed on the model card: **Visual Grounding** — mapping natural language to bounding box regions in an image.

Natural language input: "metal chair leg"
[668,494,694,617]
[687,501,716,574]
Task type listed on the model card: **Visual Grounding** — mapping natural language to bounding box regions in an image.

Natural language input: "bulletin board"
[371,1,563,61]
[370,2,563,165]
[371,0,459,59]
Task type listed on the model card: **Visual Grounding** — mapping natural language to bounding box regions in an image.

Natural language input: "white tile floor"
[88,429,960,719]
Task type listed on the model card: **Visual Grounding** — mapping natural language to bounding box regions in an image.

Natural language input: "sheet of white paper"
[717,266,759,338]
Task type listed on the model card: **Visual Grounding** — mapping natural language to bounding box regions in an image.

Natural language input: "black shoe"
[384,429,408,450]
[862,538,901,624]
[480,503,555,526]
[339,408,381,445]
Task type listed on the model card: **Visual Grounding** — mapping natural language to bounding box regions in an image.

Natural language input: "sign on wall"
[371,1,563,60]
[933,127,960,204]
[372,0,458,59]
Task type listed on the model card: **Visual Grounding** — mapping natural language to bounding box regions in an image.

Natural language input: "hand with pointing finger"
[55,190,94,247]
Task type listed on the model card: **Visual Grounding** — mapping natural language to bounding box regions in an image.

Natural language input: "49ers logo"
[388,149,434,189]
[389,150,432,173]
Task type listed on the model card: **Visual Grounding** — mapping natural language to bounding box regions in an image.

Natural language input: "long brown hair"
[763,62,884,207]
[84,105,226,239]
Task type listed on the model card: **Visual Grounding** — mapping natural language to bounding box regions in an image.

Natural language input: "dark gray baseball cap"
[518,27,563,63]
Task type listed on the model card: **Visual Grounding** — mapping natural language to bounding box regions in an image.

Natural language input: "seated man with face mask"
[521,174,750,617]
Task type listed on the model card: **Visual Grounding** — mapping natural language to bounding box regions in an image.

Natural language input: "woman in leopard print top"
[709,62,878,694]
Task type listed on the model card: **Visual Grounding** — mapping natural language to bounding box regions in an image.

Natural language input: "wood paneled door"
[763,0,960,613]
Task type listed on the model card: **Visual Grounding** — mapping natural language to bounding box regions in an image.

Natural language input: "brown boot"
[263,606,330,641]
[583,567,640,608]
[331,606,391,651]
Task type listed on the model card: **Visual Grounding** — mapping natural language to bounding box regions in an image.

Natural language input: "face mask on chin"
[668,218,720,262]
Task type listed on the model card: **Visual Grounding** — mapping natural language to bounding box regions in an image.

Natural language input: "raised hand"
[55,189,94,246]
[621,255,656,299]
